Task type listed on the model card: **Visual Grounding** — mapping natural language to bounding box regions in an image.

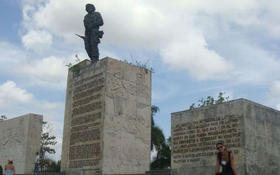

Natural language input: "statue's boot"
[90,57,99,64]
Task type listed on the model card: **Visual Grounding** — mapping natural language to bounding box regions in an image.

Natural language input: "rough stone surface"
[171,98,280,175]
[61,57,151,175]
[0,113,43,174]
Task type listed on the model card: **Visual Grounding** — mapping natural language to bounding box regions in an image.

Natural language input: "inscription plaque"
[68,69,104,172]
[172,115,241,165]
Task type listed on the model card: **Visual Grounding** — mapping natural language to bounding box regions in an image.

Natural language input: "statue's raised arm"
[83,4,104,62]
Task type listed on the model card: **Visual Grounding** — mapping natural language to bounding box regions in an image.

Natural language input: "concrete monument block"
[61,57,151,175]
[0,113,43,174]
[171,98,280,175]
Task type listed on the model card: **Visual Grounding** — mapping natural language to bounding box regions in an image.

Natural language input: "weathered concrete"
[61,57,151,175]
[0,113,43,174]
[171,98,280,175]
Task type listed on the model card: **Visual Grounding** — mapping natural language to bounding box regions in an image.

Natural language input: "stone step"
[17,170,171,175]
[145,169,171,175]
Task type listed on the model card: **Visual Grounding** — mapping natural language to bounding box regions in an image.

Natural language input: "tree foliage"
[151,105,163,150]
[38,158,61,172]
[151,105,171,169]
[45,159,61,172]
[189,92,230,110]
[40,121,57,170]
[151,126,165,151]
[151,135,171,169]
[0,115,7,121]
[49,160,61,172]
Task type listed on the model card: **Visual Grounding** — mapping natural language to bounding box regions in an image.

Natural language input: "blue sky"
[1,0,280,161]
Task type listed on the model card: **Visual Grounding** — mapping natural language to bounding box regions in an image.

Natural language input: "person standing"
[215,142,237,175]
[34,152,39,175]
[4,160,15,175]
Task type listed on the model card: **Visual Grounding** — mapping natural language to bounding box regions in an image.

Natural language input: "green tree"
[38,158,61,172]
[47,159,61,172]
[40,121,57,171]
[151,105,171,169]
[151,105,165,151]
[151,137,171,169]
[189,92,229,109]
[0,115,7,121]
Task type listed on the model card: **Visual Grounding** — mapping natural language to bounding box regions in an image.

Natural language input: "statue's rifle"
[75,34,85,41]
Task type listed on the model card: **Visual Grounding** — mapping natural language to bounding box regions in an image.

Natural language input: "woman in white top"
[215,142,237,175]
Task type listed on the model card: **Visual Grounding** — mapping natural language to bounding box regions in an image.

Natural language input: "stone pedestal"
[171,98,280,175]
[61,57,151,175]
[0,113,42,174]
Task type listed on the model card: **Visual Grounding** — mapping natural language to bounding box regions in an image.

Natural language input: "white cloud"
[29,0,88,42]
[20,0,280,82]
[152,85,179,102]
[0,81,64,113]
[0,80,64,160]
[266,80,280,111]
[15,54,84,89]
[17,56,67,84]
[230,42,280,85]
[21,0,234,80]
[42,102,64,110]
[22,30,53,51]
[270,81,280,110]
[0,81,33,107]
[270,81,280,97]
[22,4,36,27]
[0,42,25,66]
[0,41,84,89]
[160,34,234,80]
[22,0,43,5]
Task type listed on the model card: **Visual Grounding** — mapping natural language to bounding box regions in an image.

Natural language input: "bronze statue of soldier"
[78,4,104,62]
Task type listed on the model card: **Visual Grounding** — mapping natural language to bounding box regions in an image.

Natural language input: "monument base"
[0,113,42,174]
[171,99,280,175]
[61,57,151,175]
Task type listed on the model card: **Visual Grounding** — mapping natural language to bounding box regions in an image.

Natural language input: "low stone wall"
[0,113,42,174]
[171,98,280,175]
